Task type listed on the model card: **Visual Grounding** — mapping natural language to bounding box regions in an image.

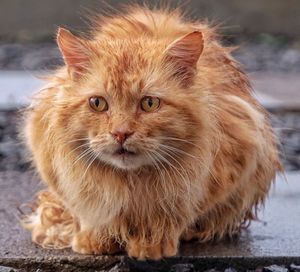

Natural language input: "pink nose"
[111,131,134,144]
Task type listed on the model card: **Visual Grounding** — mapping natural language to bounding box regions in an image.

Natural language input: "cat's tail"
[19,190,77,249]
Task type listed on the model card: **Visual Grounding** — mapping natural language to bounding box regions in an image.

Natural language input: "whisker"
[81,151,99,181]
[158,143,219,184]
[157,148,190,182]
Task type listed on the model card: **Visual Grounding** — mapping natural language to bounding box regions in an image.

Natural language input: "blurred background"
[0,0,300,171]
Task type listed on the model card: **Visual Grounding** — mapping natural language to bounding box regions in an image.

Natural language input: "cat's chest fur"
[55,160,201,230]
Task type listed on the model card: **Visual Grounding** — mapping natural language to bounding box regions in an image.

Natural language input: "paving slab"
[0,71,299,111]
[0,171,299,271]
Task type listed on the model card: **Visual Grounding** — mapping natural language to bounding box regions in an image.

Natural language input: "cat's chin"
[101,152,150,171]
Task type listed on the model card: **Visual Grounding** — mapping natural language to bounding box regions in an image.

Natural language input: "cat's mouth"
[99,145,148,170]
[113,147,136,156]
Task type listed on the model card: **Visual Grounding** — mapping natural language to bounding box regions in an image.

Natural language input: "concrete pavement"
[0,171,299,271]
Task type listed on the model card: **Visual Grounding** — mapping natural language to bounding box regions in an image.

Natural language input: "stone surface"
[263,265,289,272]
[0,267,19,272]
[290,264,300,272]
[0,171,300,271]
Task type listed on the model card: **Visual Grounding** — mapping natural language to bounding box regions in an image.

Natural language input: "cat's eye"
[141,96,160,112]
[89,96,108,112]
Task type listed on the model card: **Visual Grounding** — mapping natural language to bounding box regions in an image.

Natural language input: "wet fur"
[22,5,281,260]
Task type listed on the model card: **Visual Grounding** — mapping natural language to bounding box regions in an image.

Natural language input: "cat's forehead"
[99,40,157,73]
[91,39,165,96]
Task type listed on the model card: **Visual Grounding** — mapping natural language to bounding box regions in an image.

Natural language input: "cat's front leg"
[127,232,180,260]
[72,229,122,255]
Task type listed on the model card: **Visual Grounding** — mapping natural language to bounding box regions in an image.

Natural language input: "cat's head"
[55,28,205,170]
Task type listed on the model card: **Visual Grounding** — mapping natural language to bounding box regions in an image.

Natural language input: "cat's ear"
[164,31,204,84]
[57,27,90,79]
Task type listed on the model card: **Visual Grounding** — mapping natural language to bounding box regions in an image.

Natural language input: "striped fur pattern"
[22,5,282,260]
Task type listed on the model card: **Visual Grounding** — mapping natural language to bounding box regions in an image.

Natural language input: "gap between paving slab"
[0,171,300,271]
[0,71,299,111]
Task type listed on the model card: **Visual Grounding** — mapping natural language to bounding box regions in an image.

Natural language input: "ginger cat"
[22,6,281,260]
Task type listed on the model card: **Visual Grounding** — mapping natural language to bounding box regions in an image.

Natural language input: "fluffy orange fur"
[22,6,282,260]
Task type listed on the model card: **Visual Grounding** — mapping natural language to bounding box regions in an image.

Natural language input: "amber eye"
[141,96,160,112]
[89,96,108,112]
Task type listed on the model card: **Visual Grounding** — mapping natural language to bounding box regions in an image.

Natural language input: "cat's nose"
[111,130,134,144]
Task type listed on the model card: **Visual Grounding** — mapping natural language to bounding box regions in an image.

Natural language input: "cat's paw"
[127,238,178,260]
[72,231,121,255]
